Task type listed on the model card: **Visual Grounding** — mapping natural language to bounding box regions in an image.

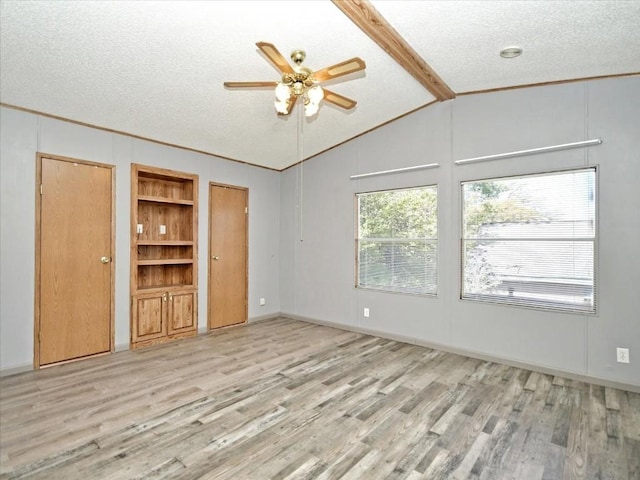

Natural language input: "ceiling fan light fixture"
[275,83,291,101]
[292,82,305,96]
[500,46,523,58]
[274,99,290,114]
[307,84,324,104]
[304,101,319,117]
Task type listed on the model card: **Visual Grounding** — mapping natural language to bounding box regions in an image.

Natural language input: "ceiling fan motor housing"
[281,69,315,96]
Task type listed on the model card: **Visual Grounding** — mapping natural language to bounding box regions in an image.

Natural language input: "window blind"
[461,168,596,313]
[357,186,438,295]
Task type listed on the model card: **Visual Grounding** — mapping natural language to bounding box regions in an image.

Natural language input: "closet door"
[209,183,248,329]
[37,155,114,366]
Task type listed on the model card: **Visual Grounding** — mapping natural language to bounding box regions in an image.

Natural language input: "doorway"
[208,183,248,329]
[35,154,115,367]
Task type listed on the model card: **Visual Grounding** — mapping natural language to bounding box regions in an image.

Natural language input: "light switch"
[159,225,166,235]
[136,224,143,234]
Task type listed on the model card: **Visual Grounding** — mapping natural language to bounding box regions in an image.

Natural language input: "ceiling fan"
[224,42,366,117]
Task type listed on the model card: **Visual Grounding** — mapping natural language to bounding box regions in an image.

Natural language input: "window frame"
[355,184,439,296]
[459,166,598,314]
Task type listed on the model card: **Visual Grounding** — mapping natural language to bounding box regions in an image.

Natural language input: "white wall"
[280,76,640,387]
[2,76,638,387]
[0,107,281,371]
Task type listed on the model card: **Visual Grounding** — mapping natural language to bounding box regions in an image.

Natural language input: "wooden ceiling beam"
[332,0,455,101]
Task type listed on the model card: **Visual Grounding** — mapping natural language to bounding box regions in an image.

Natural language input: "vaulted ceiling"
[1,1,638,170]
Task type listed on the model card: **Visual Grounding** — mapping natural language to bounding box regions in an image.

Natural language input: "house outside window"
[356,186,438,295]
[461,168,596,313]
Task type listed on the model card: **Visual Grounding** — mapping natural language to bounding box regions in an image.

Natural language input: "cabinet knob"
[212,256,220,261]
[100,256,110,264]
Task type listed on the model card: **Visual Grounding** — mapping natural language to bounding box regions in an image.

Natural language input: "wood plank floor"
[1,317,638,480]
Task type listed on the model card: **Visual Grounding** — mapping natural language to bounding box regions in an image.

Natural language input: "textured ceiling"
[1,0,639,171]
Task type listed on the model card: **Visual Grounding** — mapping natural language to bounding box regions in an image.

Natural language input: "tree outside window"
[357,186,438,295]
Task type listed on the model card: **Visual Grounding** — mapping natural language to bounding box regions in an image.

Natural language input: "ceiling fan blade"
[256,42,295,75]
[224,81,278,88]
[323,89,357,110]
[313,57,366,83]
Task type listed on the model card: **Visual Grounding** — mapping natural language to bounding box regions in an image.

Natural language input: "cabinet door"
[168,291,196,335]
[132,293,167,342]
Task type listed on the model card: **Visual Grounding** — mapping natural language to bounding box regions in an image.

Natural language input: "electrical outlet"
[259,298,266,306]
[363,307,370,318]
[616,348,630,364]
[159,225,166,235]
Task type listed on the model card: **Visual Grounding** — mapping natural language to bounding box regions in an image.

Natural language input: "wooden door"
[37,155,114,366]
[209,183,248,329]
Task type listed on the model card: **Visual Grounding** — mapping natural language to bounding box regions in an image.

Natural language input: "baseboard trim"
[0,363,32,378]
[248,313,281,323]
[280,312,640,394]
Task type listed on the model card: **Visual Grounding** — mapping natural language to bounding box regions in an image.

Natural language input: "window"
[357,186,438,295]
[461,168,596,313]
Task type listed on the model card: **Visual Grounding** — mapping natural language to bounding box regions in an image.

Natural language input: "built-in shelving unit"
[130,164,198,348]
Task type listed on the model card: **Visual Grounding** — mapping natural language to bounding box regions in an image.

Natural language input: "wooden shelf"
[136,284,195,292]
[138,259,193,266]
[138,195,194,206]
[136,240,194,246]
[131,163,198,349]
[138,171,192,182]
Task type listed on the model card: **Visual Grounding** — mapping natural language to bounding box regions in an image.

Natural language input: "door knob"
[212,256,220,260]
[100,256,110,264]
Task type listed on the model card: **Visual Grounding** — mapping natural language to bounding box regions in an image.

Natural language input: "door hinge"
[245,206,248,214]
[40,184,43,195]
